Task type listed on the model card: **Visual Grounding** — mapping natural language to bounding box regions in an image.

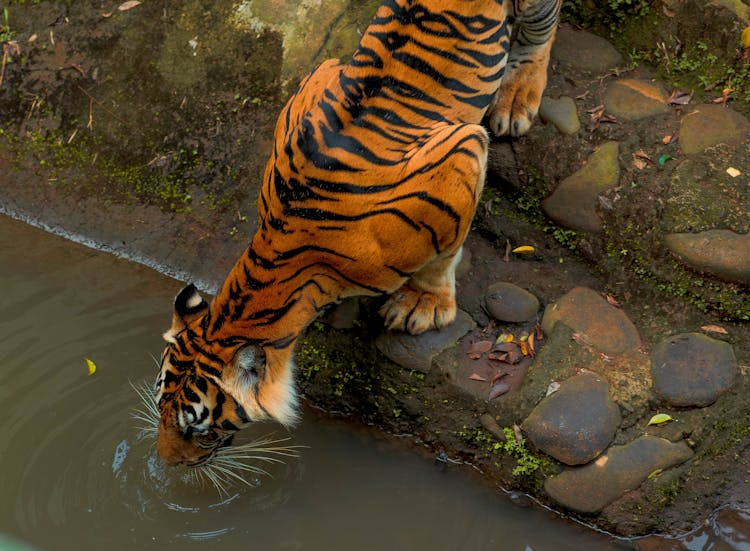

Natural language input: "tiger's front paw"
[379,284,456,335]
[488,63,547,137]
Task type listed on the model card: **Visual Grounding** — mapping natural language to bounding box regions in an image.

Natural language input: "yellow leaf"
[85,357,97,376]
[512,245,535,254]
[647,413,673,426]
[495,333,514,344]
[742,26,750,49]
[647,469,663,479]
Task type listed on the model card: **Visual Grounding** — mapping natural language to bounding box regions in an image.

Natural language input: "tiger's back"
[153,0,561,467]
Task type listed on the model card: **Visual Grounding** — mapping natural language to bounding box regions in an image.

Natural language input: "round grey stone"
[651,333,737,407]
[485,282,540,323]
[522,371,621,466]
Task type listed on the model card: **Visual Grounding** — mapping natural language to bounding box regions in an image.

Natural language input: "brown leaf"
[661,133,678,145]
[528,331,535,354]
[512,424,524,445]
[118,0,142,11]
[468,340,493,355]
[488,352,508,362]
[489,383,510,400]
[587,104,605,132]
[701,324,729,335]
[662,5,675,16]
[667,90,693,105]
[503,239,511,263]
[468,373,488,382]
[491,371,508,385]
[605,294,622,308]
[518,340,530,356]
[492,342,518,354]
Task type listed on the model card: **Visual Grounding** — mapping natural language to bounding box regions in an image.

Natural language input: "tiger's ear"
[163,284,209,343]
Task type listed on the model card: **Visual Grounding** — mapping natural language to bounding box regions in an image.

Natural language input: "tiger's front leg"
[488,0,562,137]
[376,124,488,335]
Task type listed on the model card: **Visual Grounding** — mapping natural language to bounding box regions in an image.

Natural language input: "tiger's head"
[154,284,299,466]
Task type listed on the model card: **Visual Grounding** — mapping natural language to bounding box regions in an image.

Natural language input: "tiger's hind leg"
[488,0,562,137]
[379,248,463,335]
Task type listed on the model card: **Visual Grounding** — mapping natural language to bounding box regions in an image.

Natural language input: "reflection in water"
[0,214,638,550]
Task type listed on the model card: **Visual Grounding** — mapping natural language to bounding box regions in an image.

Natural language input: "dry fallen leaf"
[701,324,729,335]
[512,245,535,254]
[667,90,693,105]
[489,383,510,400]
[605,294,622,308]
[726,167,741,178]
[118,0,142,11]
[742,26,750,49]
[712,88,732,106]
[468,373,488,382]
[85,357,97,375]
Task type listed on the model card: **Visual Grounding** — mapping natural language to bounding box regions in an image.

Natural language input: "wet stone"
[522,371,621,466]
[542,141,620,233]
[375,309,475,373]
[541,286,641,355]
[551,24,623,75]
[650,332,738,407]
[679,104,750,154]
[539,96,580,134]
[485,282,540,323]
[544,436,694,514]
[664,230,750,285]
[603,79,670,120]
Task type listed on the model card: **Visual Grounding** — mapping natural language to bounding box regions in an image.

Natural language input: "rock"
[542,141,620,233]
[551,24,623,74]
[541,286,641,355]
[603,79,670,120]
[375,309,475,373]
[664,230,750,285]
[650,333,738,407]
[485,282,540,323]
[479,413,507,442]
[539,96,580,134]
[544,436,694,514]
[321,297,360,329]
[679,104,750,155]
[522,371,621,466]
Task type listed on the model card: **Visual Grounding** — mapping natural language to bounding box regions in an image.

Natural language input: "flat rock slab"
[542,141,620,233]
[522,371,621,465]
[679,104,750,154]
[603,79,670,120]
[544,436,694,514]
[651,332,738,407]
[539,96,580,134]
[664,230,750,285]
[375,309,475,373]
[541,286,642,355]
[485,282,540,323]
[552,24,623,74]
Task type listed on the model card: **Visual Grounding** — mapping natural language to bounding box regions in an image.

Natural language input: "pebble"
[544,436,694,514]
[541,286,642,355]
[679,104,750,154]
[375,309,475,373]
[541,141,620,233]
[650,332,738,407]
[664,230,750,285]
[551,24,623,74]
[484,282,540,323]
[603,79,670,120]
[539,96,580,134]
[522,371,621,465]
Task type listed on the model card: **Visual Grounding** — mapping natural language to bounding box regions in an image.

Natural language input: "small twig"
[87,97,93,129]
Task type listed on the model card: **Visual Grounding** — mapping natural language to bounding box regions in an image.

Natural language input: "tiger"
[154,0,562,466]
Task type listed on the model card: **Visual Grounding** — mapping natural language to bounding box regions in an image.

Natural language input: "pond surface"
[0,214,635,550]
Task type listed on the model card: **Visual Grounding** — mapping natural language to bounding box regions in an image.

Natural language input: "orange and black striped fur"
[155,0,561,466]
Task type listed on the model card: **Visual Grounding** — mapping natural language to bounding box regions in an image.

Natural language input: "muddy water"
[0,215,630,551]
